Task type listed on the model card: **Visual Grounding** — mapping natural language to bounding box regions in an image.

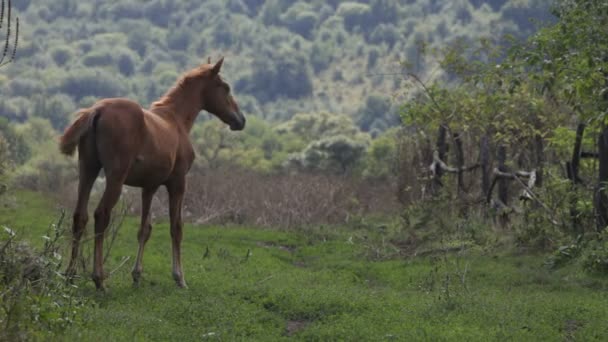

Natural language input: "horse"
[59,57,245,290]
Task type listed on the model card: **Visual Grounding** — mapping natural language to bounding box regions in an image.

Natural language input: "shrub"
[32,94,75,131]
[51,47,73,66]
[582,234,608,274]
[117,52,136,77]
[8,79,45,97]
[287,135,368,174]
[336,2,371,31]
[235,52,313,103]
[282,4,318,38]
[0,216,87,340]
[58,69,126,101]
[82,51,114,67]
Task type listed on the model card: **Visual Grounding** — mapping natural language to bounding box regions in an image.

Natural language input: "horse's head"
[200,57,246,131]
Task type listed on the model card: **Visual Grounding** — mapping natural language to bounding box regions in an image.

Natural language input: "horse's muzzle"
[230,112,246,131]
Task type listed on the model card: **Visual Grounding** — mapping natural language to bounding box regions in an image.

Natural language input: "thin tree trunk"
[480,135,491,200]
[497,145,509,227]
[431,124,448,195]
[595,127,608,231]
[534,134,544,187]
[568,123,585,233]
[453,132,465,195]
[568,123,585,184]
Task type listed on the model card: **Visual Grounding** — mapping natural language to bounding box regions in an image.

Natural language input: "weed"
[0,212,88,341]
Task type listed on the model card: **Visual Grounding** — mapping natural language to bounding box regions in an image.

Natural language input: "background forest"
[0,0,552,197]
[3,0,608,341]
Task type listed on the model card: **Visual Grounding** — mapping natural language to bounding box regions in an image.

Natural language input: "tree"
[287,135,368,174]
[276,111,363,141]
[515,0,608,230]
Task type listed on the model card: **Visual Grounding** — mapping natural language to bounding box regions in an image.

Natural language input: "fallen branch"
[487,168,559,226]
[430,151,480,175]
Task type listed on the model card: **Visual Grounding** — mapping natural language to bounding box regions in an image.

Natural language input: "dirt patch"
[564,319,583,341]
[292,261,307,268]
[257,241,297,253]
[285,320,309,336]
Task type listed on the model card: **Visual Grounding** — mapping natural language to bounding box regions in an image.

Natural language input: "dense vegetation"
[2,0,550,126]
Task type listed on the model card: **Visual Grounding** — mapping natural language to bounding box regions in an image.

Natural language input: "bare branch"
[430,151,480,175]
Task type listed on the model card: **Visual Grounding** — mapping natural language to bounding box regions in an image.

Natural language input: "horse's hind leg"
[132,186,159,286]
[92,172,127,290]
[66,137,100,280]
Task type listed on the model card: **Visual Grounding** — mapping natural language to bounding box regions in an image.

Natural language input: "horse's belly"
[124,157,173,187]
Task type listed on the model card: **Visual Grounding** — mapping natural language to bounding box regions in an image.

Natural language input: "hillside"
[2,0,551,133]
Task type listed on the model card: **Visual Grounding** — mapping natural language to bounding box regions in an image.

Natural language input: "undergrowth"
[0,211,88,341]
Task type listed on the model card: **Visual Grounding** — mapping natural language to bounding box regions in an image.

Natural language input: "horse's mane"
[151,64,212,108]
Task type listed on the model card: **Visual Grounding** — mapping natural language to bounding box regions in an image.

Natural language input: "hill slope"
[1,0,551,131]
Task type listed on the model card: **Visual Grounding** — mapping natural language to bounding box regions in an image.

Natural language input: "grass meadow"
[1,191,607,341]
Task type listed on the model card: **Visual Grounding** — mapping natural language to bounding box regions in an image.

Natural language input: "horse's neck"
[151,96,200,133]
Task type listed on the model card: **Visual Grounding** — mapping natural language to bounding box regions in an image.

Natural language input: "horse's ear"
[211,57,224,75]
[207,56,211,64]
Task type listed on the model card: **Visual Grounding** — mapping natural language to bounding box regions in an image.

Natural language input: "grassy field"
[1,191,608,341]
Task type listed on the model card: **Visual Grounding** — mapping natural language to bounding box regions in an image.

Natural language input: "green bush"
[282,4,318,38]
[236,52,313,103]
[337,2,372,31]
[117,52,137,77]
[0,217,88,341]
[582,233,608,274]
[82,51,115,68]
[50,47,73,66]
[58,69,127,101]
[287,135,368,174]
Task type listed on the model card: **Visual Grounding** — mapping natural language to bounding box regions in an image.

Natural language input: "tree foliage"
[0,0,551,128]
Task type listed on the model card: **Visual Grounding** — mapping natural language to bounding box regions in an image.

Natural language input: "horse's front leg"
[132,186,159,286]
[167,178,187,288]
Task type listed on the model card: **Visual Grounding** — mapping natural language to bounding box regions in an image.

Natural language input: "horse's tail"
[59,108,98,156]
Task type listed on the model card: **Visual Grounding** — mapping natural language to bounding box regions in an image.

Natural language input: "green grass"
[2,191,608,341]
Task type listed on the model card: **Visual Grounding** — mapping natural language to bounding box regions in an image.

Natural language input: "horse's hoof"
[92,273,106,291]
[132,270,142,285]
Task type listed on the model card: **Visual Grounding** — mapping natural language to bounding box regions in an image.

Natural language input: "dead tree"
[479,135,491,199]
[595,127,608,231]
[430,124,448,195]
[0,0,19,68]
[566,123,586,232]
[453,132,465,194]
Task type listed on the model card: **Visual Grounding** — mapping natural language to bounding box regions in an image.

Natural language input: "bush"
[58,69,127,101]
[8,79,45,98]
[287,135,368,174]
[368,24,400,48]
[582,234,608,274]
[282,4,318,38]
[235,51,313,103]
[32,94,75,131]
[82,51,114,67]
[336,2,371,31]
[0,119,30,165]
[0,216,87,340]
[51,47,73,66]
[117,52,136,77]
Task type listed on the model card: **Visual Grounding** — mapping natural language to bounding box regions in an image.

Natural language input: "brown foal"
[59,58,245,290]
